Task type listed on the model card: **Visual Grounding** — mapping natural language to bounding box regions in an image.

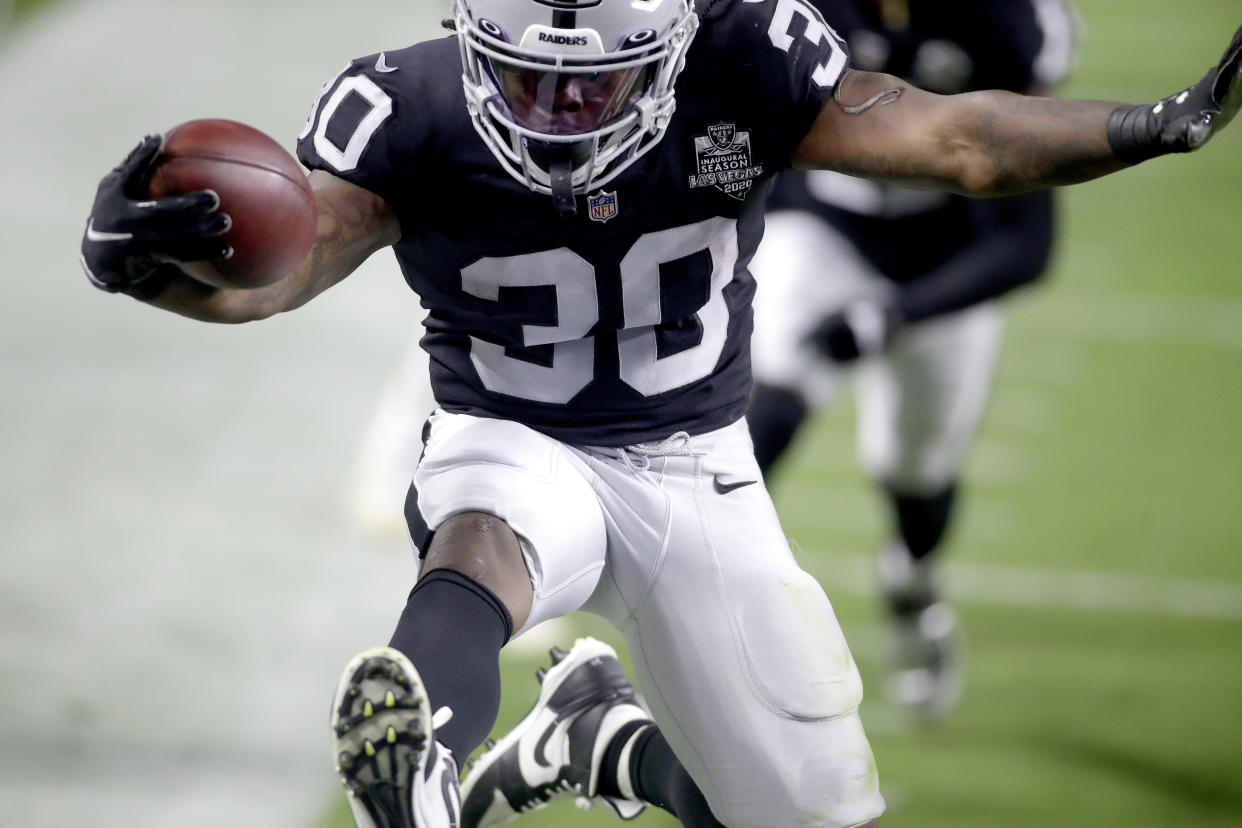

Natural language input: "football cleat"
[877,542,965,720]
[459,637,650,827]
[331,647,461,828]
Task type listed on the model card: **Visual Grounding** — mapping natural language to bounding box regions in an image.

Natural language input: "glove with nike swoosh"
[80,135,232,299]
[1108,24,1242,162]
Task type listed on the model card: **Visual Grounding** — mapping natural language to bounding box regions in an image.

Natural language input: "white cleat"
[459,637,650,827]
[884,602,965,720]
[877,542,965,720]
[331,647,461,827]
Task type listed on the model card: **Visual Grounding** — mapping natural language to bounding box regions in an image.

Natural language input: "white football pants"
[411,409,886,828]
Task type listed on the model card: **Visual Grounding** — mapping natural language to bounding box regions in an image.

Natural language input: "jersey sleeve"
[895,189,1056,323]
[295,50,432,212]
[709,0,851,165]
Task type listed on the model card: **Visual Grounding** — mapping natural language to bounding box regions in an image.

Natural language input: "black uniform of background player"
[746,0,1078,716]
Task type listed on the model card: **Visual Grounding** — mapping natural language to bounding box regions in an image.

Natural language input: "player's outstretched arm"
[144,172,400,323]
[795,25,1241,196]
[81,141,399,323]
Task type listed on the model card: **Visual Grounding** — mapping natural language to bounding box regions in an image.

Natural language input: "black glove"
[807,300,902,363]
[1108,25,1242,162]
[80,135,232,298]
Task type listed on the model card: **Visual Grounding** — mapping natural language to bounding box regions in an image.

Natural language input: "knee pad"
[413,411,608,634]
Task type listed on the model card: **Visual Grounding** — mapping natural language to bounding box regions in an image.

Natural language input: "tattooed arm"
[794,70,1128,197]
[146,171,400,323]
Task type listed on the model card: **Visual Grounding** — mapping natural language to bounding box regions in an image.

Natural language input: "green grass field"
[312,2,1242,826]
[7,0,55,21]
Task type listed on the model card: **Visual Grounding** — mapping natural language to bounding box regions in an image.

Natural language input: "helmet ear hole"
[479,18,505,39]
[620,29,657,48]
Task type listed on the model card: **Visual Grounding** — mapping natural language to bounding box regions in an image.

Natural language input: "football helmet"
[453,0,699,213]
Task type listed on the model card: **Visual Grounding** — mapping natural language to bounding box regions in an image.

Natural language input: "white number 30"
[463,218,739,404]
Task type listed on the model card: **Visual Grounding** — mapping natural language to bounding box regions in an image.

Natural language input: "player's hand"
[80,135,232,297]
[1109,25,1242,161]
[807,300,902,363]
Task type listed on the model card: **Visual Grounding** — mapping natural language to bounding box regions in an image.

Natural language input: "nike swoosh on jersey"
[85,219,133,243]
[712,476,757,495]
[375,52,399,73]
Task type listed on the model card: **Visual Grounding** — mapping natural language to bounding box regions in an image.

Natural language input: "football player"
[747,0,1080,720]
[347,324,437,541]
[79,0,1241,826]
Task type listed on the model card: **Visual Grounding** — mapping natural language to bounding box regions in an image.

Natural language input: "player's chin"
[521,113,595,137]
[551,118,601,137]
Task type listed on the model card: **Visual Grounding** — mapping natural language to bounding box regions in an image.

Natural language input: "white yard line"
[809,551,1242,621]
[1019,292,1242,350]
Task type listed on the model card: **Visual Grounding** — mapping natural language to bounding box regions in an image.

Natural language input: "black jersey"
[297,0,848,446]
[765,0,1077,283]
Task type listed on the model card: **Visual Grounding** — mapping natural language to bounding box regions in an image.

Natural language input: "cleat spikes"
[548,645,569,665]
[331,647,461,825]
[485,738,497,750]
[535,667,547,683]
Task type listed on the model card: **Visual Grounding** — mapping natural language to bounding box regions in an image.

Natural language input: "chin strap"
[549,158,577,217]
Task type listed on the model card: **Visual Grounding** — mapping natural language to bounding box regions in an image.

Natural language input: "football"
[147,118,316,290]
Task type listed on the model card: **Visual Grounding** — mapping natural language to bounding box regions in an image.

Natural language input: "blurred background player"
[747,0,1080,718]
[347,325,436,541]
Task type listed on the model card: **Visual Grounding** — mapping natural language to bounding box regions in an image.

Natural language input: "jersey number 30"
[464,217,739,404]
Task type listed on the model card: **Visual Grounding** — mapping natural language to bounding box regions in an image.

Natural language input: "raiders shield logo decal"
[688,122,764,200]
[587,190,619,223]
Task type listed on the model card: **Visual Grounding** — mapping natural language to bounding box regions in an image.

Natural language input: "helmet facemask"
[454,0,699,215]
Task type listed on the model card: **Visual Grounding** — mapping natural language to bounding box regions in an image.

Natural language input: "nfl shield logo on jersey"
[587,191,619,223]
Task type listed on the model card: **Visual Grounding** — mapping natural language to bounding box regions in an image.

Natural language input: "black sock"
[887,483,958,561]
[622,725,725,827]
[747,383,810,477]
[598,719,647,799]
[386,568,513,760]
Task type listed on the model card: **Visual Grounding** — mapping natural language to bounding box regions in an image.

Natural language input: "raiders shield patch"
[687,122,764,200]
[587,190,619,223]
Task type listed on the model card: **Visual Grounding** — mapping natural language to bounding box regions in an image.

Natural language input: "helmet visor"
[488,60,651,136]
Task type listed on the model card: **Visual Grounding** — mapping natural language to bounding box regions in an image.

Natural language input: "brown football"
[147,119,316,290]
